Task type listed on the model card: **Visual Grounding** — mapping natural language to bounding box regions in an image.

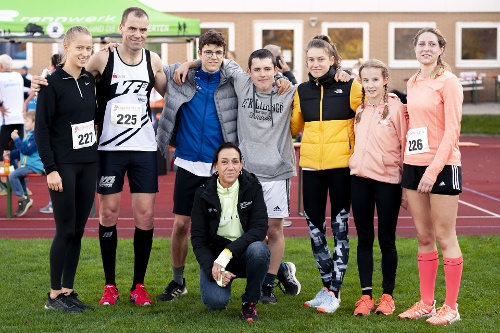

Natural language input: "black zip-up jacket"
[35,66,98,174]
[191,170,268,281]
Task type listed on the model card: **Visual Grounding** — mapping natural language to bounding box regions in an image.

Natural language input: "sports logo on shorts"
[273,205,282,212]
[99,176,116,188]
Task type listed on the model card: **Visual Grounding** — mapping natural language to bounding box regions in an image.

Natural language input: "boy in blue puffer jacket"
[7,110,43,216]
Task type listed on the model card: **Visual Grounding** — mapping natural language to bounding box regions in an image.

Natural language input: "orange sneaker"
[353,295,374,316]
[398,300,436,319]
[426,304,460,326]
[375,294,395,315]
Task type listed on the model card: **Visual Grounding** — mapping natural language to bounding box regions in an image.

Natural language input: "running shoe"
[157,279,187,301]
[39,202,53,213]
[241,302,259,322]
[260,284,277,304]
[426,304,460,326]
[317,291,341,314]
[99,284,119,305]
[44,293,83,313]
[277,262,301,295]
[398,300,436,319]
[66,291,93,310]
[375,294,395,315]
[130,283,153,306]
[304,287,329,308]
[16,197,33,217]
[353,295,375,316]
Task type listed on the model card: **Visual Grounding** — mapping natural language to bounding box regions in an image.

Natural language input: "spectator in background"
[6,110,44,217]
[225,50,237,62]
[0,54,25,195]
[20,66,33,100]
[264,44,297,85]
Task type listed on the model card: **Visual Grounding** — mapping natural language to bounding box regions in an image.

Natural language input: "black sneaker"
[277,262,301,295]
[156,279,187,301]
[66,291,93,310]
[241,302,259,322]
[260,284,277,304]
[44,293,83,313]
[16,197,33,217]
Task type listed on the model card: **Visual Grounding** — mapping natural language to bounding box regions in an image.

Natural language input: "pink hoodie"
[349,97,407,184]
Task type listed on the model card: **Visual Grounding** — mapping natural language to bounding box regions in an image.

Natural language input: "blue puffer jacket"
[156,60,239,159]
[10,130,44,173]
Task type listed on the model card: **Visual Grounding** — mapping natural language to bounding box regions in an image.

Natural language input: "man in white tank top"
[85,7,166,307]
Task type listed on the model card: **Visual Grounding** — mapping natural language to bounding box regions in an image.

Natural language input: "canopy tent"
[0,0,200,43]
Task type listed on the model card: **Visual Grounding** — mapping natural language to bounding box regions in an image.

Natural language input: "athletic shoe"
[0,188,6,196]
[283,220,292,227]
[426,304,460,326]
[353,295,375,316]
[99,284,119,305]
[260,284,277,304]
[130,283,153,306]
[277,262,301,295]
[66,291,93,310]
[157,279,187,301]
[398,300,436,319]
[39,202,53,214]
[375,294,395,315]
[15,197,33,217]
[241,302,259,322]
[304,287,329,308]
[44,293,83,313]
[317,291,341,314]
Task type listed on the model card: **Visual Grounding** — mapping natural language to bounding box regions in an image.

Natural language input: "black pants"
[302,168,351,292]
[49,162,97,290]
[351,175,401,293]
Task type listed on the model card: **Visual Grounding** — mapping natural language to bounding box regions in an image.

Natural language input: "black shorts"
[96,151,158,194]
[402,164,462,196]
[173,167,210,216]
[0,124,24,151]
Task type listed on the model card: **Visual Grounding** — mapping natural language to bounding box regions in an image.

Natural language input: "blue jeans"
[8,166,35,198]
[199,241,270,310]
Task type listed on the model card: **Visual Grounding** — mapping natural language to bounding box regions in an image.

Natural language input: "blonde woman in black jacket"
[191,142,270,322]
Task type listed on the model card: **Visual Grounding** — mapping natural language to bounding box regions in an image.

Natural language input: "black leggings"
[49,162,97,290]
[302,168,351,292]
[351,175,401,294]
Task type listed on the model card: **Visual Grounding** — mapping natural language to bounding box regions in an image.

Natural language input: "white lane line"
[459,200,500,217]
[462,187,500,202]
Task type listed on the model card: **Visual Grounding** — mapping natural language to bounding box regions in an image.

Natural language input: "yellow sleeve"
[350,79,363,112]
[290,89,305,136]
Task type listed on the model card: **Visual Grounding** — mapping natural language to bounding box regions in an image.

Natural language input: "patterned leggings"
[302,168,351,292]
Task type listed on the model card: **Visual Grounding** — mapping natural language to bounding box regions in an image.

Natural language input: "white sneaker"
[317,291,341,314]
[304,287,329,308]
[39,203,53,214]
[283,220,292,227]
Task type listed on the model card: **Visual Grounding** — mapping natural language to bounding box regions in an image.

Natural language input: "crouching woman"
[191,142,270,322]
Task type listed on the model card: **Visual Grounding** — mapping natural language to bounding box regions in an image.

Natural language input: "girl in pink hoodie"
[349,59,407,317]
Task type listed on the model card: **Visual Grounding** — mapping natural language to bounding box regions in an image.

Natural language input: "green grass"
[461,115,500,134]
[1,236,498,332]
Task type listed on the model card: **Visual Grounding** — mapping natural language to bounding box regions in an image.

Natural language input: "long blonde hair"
[355,59,390,124]
[411,27,451,85]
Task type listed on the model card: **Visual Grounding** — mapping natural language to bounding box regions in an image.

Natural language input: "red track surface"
[1,136,499,239]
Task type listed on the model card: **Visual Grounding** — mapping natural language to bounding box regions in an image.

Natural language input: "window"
[388,22,436,68]
[456,22,500,68]
[321,22,369,70]
[0,42,33,69]
[254,21,303,81]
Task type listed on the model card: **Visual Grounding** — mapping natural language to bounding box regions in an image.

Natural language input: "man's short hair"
[198,29,226,52]
[0,55,13,69]
[121,7,149,25]
[247,49,276,70]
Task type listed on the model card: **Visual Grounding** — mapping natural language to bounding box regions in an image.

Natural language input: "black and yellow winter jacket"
[291,67,362,170]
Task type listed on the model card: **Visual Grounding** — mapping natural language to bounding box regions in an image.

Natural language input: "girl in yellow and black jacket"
[291,36,362,314]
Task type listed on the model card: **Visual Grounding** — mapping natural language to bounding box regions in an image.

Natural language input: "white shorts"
[261,179,290,218]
